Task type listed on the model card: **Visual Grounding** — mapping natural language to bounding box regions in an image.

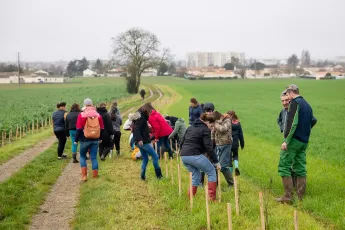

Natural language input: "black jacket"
[277,109,288,133]
[133,111,151,144]
[165,116,178,128]
[231,121,244,149]
[97,107,114,144]
[65,110,80,136]
[180,119,219,164]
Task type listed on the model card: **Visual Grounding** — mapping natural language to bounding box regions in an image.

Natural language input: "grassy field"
[1,77,344,229]
[142,77,345,229]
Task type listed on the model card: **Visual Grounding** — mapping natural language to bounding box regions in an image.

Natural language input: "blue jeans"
[80,141,99,170]
[181,155,217,186]
[137,143,161,172]
[157,136,173,158]
[216,144,232,172]
[69,130,78,153]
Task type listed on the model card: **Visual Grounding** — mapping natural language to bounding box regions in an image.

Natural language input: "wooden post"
[41,120,43,130]
[170,158,174,184]
[23,125,25,136]
[32,121,34,134]
[164,152,168,177]
[9,128,12,143]
[218,168,222,202]
[20,126,22,138]
[234,176,240,216]
[227,203,232,230]
[294,209,298,230]
[36,118,39,130]
[259,192,265,230]
[189,172,193,211]
[178,163,182,196]
[205,182,211,230]
[2,131,4,147]
[16,126,18,139]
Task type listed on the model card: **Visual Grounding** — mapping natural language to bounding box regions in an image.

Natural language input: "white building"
[0,75,65,84]
[83,68,96,77]
[186,51,245,67]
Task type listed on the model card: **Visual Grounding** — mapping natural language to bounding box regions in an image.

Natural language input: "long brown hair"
[70,103,81,112]
[140,102,154,115]
[200,112,215,123]
[227,110,239,120]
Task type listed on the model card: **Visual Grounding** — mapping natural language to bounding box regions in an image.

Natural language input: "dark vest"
[52,110,66,132]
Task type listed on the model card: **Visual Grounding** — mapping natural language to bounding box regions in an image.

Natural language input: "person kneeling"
[180,113,220,201]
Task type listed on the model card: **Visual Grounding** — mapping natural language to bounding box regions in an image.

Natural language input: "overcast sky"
[1,0,344,62]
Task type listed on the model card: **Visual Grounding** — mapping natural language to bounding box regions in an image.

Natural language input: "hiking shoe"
[58,157,63,160]
[61,154,68,159]
[235,168,241,176]
[116,151,120,156]
[101,154,105,161]
[73,159,79,163]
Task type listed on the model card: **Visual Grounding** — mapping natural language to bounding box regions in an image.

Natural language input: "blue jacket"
[284,96,317,143]
[52,109,66,132]
[189,104,202,125]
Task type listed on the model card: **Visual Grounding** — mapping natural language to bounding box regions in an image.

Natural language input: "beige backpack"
[84,116,100,139]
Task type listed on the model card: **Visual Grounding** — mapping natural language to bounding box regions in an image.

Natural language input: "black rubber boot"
[222,169,234,188]
[141,169,146,181]
[155,168,163,179]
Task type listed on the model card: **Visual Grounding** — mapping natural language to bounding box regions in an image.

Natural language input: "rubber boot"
[155,168,163,179]
[92,169,98,178]
[72,153,79,163]
[275,177,293,203]
[222,169,234,188]
[141,169,146,181]
[188,186,198,198]
[116,150,120,156]
[208,181,217,201]
[297,177,306,200]
[81,167,87,181]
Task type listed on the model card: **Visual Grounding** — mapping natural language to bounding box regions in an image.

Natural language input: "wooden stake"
[234,176,240,216]
[16,126,18,139]
[189,172,193,210]
[32,121,34,134]
[227,203,232,230]
[294,209,298,230]
[9,128,12,143]
[2,131,4,147]
[41,120,43,129]
[36,118,39,130]
[218,168,222,202]
[205,182,211,230]
[170,158,174,184]
[164,152,168,177]
[178,163,182,196]
[20,126,22,138]
[259,192,265,230]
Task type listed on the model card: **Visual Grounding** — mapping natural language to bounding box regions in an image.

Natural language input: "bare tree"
[111,28,170,93]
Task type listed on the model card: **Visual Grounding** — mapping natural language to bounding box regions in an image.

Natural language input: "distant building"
[186,52,245,68]
[83,68,96,77]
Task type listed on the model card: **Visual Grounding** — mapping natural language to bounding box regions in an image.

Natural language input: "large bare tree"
[111,28,170,93]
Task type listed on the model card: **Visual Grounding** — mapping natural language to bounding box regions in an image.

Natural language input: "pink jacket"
[148,110,173,140]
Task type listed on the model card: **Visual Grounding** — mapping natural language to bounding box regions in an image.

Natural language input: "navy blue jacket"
[284,96,317,143]
[189,105,202,125]
[52,110,66,132]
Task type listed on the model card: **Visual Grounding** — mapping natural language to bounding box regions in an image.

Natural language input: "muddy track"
[29,86,162,230]
[0,136,57,183]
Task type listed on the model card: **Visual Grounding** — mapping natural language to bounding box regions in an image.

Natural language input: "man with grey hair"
[276,84,317,202]
[277,90,290,133]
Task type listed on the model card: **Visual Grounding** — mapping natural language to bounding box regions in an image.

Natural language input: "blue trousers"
[80,141,99,170]
[181,155,217,186]
[137,143,161,172]
[157,136,173,158]
[69,130,78,153]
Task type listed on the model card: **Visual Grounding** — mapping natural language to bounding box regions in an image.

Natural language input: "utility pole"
[17,52,20,88]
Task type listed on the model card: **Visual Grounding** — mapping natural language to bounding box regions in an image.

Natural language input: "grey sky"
[1,0,344,62]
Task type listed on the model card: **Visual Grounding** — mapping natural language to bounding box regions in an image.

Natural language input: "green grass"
[0,142,70,229]
[142,77,345,229]
[0,128,52,164]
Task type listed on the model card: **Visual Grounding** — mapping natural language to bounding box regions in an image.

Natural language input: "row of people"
[52,99,122,181]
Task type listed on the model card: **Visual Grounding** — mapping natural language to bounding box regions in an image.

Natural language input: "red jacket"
[148,110,173,140]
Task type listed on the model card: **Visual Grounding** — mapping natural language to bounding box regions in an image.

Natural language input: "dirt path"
[29,86,161,230]
[0,136,56,183]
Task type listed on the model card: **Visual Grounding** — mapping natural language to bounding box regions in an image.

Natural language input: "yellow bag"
[131,147,141,161]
